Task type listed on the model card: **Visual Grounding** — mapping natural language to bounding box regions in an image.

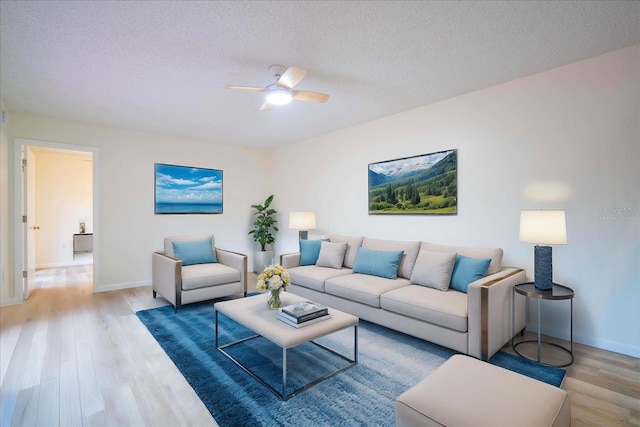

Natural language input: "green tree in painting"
[386,184,398,204]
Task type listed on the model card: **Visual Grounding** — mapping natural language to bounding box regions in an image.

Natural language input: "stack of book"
[277,301,330,328]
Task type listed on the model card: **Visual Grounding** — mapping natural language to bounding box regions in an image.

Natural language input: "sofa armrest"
[216,248,248,294]
[280,252,301,269]
[467,267,526,360]
[152,251,182,306]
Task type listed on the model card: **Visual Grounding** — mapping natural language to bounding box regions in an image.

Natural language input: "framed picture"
[154,163,223,214]
[368,149,457,215]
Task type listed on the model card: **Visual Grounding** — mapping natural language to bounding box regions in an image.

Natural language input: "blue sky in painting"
[369,150,452,176]
[155,164,222,204]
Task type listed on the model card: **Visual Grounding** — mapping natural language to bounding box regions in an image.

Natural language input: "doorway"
[13,139,99,300]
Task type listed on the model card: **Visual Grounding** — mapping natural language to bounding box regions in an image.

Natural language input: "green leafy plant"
[249,194,278,251]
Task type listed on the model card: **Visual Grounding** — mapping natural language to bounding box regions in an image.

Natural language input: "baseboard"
[0,296,22,307]
[573,334,640,358]
[37,262,71,269]
[527,321,640,358]
[36,261,93,269]
[94,280,150,293]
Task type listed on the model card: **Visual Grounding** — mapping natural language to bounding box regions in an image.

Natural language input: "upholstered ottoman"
[396,354,571,427]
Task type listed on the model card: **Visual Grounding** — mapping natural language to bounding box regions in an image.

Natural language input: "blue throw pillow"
[172,237,217,266]
[352,247,404,279]
[299,239,330,266]
[450,255,491,293]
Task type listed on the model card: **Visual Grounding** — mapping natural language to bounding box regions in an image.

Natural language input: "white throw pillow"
[316,241,348,269]
[410,250,457,291]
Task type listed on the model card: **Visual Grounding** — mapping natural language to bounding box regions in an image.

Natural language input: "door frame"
[13,138,99,298]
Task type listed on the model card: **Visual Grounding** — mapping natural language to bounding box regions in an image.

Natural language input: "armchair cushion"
[181,263,241,290]
[171,237,217,266]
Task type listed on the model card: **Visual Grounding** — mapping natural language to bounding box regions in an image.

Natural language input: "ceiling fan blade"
[293,90,330,103]
[224,85,265,92]
[259,101,273,111]
[278,67,307,89]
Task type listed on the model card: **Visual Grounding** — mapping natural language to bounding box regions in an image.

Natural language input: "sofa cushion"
[299,239,330,266]
[316,241,348,269]
[381,285,468,332]
[288,265,353,292]
[420,242,503,275]
[181,263,240,291]
[362,238,421,279]
[328,234,364,268]
[410,250,456,291]
[353,247,404,279]
[172,237,217,266]
[325,273,410,308]
[450,255,491,293]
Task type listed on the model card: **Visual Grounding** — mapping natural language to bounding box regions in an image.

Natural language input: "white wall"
[6,115,273,292]
[273,45,640,357]
[34,150,93,268]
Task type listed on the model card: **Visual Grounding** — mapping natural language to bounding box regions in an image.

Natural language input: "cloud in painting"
[155,164,223,205]
[369,151,448,177]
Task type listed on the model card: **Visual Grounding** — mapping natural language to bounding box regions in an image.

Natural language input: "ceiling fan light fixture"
[265,85,293,105]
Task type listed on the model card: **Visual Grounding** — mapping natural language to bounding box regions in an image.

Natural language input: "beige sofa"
[281,234,526,360]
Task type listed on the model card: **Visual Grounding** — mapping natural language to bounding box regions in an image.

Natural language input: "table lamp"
[519,210,567,290]
[289,212,316,240]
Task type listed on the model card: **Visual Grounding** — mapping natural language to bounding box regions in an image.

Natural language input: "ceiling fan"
[224,65,330,111]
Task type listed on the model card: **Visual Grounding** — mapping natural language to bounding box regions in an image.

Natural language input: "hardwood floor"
[1,266,638,426]
[1,265,217,427]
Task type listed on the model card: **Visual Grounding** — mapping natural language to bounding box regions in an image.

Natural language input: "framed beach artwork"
[368,149,457,215]
[154,163,223,214]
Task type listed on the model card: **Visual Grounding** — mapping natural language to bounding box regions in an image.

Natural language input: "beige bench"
[396,354,571,427]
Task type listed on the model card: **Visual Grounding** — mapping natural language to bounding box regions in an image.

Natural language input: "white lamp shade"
[519,210,567,244]
[289,212,316,230]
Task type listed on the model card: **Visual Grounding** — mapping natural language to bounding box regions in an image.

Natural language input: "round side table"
[511,282,574,367]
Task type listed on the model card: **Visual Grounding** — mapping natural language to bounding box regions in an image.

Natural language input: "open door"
[20,146,37,299]
[14,138,98,300]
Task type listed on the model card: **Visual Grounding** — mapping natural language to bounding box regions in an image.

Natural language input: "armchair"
[152,234,247,312]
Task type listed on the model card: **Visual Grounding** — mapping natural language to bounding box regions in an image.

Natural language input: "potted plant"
[249,194,278,272]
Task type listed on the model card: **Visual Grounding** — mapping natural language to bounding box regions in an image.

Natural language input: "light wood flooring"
[1,265,638,426]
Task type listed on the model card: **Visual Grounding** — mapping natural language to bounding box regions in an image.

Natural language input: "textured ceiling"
[1,1,639,148]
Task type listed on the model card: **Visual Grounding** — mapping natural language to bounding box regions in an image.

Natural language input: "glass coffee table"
[215,292,359,400]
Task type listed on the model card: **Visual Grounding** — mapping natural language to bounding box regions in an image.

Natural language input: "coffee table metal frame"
[215,306,358,401]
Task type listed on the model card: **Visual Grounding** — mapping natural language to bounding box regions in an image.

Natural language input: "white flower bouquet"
[257,264,291,309]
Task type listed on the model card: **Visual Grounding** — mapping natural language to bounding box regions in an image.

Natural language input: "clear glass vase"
[267,288,282,310]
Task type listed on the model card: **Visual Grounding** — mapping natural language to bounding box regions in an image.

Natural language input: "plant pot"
[254,250,274,273]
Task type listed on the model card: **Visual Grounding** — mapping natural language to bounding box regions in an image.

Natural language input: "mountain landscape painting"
[368,149,457,215]
[155,163,223,214]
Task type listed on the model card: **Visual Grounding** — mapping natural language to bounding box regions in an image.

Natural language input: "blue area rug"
[136,297,565,426]
[488,349,566,387]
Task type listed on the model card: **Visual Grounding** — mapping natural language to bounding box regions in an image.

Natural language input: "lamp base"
[298,230,308,240]
[534,245,553,290]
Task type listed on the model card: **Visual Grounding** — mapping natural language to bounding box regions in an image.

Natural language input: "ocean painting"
[368,149,457,215]
[155,163,223,214]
